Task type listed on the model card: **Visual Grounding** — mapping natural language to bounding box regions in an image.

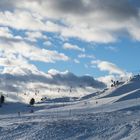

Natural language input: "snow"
[0,75,140,139]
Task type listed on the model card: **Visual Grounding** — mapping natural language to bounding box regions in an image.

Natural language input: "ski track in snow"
[0,110,140,140]
[0,75,140,140]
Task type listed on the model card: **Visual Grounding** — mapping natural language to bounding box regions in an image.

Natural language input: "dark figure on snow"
[29,98,35,106]
[0,95,5,104]
[18,111,21,117]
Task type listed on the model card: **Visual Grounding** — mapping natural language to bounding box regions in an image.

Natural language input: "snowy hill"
[0,75,140,139]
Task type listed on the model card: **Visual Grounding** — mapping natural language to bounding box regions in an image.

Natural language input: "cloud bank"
[91,60,132,86]
[0,67,106,98]
[0,0,140,43]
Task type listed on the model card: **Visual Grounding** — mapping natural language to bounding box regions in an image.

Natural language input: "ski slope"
[0,75,140,140]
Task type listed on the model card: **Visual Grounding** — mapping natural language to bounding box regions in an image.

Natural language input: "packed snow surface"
[0,75,140,140]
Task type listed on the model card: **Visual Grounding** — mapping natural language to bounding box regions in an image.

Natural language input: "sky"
[0,0,140,96]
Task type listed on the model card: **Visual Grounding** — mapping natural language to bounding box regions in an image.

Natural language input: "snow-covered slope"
[0,75,140,140]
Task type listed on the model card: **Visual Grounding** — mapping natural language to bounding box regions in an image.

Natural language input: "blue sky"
[0,0,140,92]
[31,35,140,77]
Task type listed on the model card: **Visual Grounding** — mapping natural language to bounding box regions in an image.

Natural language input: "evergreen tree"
[29,98,35,106]
[0,95,5,104]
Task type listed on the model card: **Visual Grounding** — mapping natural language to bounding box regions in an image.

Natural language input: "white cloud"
[91,60,126,76]
[74,59,80,64]
[0,39,69,63]
[0,26,23,41]
[63,43,85,52]
[48,69,69,76]
[0,53,40,75]
[25,31,47,42]
[43,41,52,47]
[78,54,95,59]
[0,10,46,31]
[61,27,117,43]
[91,60,133,80]
[0,27,12,38]
[126,16,140,41]
[0,9,115,43]
[105,46,118,52]
[0,0,140,43]
[91,60,133,86]
[98,62,125,76]
[0,10,64,34]
[2,62,38,76]
[45,21,64,33]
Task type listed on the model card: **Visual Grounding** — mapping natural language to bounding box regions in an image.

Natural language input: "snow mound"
[99,75,140,101]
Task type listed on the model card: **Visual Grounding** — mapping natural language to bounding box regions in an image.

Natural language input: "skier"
[18,111,21,117]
